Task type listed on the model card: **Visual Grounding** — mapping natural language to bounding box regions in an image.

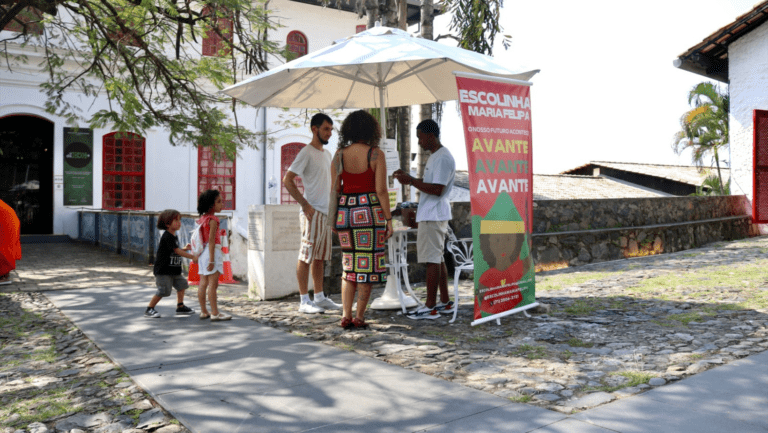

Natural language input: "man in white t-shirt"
[283,113,342,314]
[393,119,456,320]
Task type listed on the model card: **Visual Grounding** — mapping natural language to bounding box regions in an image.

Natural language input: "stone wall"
[326,195,753,287]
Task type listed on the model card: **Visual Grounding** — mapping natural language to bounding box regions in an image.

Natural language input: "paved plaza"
[2,239,768,432]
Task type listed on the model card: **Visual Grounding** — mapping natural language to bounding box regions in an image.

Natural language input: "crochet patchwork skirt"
[334,192,389,283]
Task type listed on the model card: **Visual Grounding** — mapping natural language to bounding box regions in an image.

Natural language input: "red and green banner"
[454,72,536,326]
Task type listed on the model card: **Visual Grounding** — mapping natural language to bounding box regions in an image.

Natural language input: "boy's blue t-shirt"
[154,231,182,276]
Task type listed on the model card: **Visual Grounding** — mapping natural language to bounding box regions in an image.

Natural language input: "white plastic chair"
[446,238,473,323]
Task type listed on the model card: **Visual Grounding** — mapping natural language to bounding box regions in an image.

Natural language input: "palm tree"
[673,82,729,194]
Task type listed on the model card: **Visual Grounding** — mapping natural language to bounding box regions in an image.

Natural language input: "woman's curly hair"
[338,110,381,149]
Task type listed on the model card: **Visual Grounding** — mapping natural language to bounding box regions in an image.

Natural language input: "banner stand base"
[471,302,539,327]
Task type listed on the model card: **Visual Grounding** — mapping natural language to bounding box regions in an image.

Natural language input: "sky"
[427,0,757,174]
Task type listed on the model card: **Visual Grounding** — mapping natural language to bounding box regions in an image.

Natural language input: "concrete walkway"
[43,282,768,433]
[12,242,767,432]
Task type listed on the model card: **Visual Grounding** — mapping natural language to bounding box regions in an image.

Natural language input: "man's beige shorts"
[299,211,332,263]
[417,220,449,264]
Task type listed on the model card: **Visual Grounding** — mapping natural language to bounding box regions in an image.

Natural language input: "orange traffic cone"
[218,228,237,284]
[187,261,200,285]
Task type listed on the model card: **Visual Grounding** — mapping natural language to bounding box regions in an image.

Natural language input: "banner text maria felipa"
[459,89,531,120]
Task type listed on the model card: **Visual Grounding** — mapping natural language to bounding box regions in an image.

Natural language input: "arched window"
[202,6,233,57]
[103,132,145,210]
[3,6,43,35]
[280,143,306,204]
[105,5,140,46]
[287,31,307,58]
[198,146,236,210]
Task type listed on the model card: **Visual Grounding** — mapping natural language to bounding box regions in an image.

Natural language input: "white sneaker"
[314,296,342,310]
[298,301,325,314]
[406,306,440,320]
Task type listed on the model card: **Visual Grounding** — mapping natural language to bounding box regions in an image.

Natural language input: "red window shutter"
[281,143,306,204]
[202,6,232,57]
[4,7,43,35]
[753,110,768,223]
[102,132,145,210]
[198,146,236,210]
[287,31,308,58]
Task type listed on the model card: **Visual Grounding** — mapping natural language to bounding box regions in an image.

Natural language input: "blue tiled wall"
[78,211,229,264]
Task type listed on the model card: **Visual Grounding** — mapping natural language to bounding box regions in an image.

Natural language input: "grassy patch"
[627,260,768,310]
[667,311,711,326]
[31,345,57,363]
[562,300,599,315]
[509,395,532,403]
[750,291,768,310]
[607,297,630,310]
[614,371,656,387]
[584,371,656,393]
[566,338,594,348]
[536,272,611,292]
[0,310,40,338]
[511,344,547,359]
[425,330,456,344]
[4,387,83,427]
[703,303,745,313]
[651,319,678,328]
[334,343,355,351]
[689,353,704,360]
[1,359,23,370]
[560,350,573,361]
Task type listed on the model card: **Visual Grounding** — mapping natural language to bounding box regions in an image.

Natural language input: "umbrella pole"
[379,85,386,137]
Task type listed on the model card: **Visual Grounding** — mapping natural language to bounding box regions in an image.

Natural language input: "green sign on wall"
[63,127,93,206]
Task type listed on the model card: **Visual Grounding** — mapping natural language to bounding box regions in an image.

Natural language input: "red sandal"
[351,318,369,329]
[340,317,354,329]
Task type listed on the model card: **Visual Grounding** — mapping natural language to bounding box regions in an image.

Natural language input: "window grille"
[753,109,768,223]
[287,31,308,58]
[3,6,43,35]
[280,143,306,204]
[103,132,145,210]
[198,146,236,210]
[202,6,233,57]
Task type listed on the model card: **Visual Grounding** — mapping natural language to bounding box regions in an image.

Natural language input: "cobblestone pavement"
[2,237,768,432]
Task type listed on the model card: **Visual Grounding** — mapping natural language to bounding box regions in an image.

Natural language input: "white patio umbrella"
[222,26,539,311]
[221,26,539,128]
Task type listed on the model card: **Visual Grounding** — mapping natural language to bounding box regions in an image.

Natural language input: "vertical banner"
[63,127,94,206]
[454,72,536,326]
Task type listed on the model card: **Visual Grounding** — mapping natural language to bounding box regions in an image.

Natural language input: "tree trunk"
[364,0,378,28]
[416,0,434,201]
[714,147,724,194]
[379,0,399,27]
[395,0,411,201]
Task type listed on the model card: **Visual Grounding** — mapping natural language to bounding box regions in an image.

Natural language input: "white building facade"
[674,1,768,230]
[0,0,367,238]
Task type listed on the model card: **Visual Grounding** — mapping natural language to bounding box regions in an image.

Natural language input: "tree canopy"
[2,0,511,159]
[673,82,730,195]
[1,0,284,158]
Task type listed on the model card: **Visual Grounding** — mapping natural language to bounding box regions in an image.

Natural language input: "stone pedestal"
[247,205,311,300]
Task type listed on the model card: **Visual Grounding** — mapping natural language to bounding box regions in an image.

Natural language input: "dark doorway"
[0,115,54,234]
